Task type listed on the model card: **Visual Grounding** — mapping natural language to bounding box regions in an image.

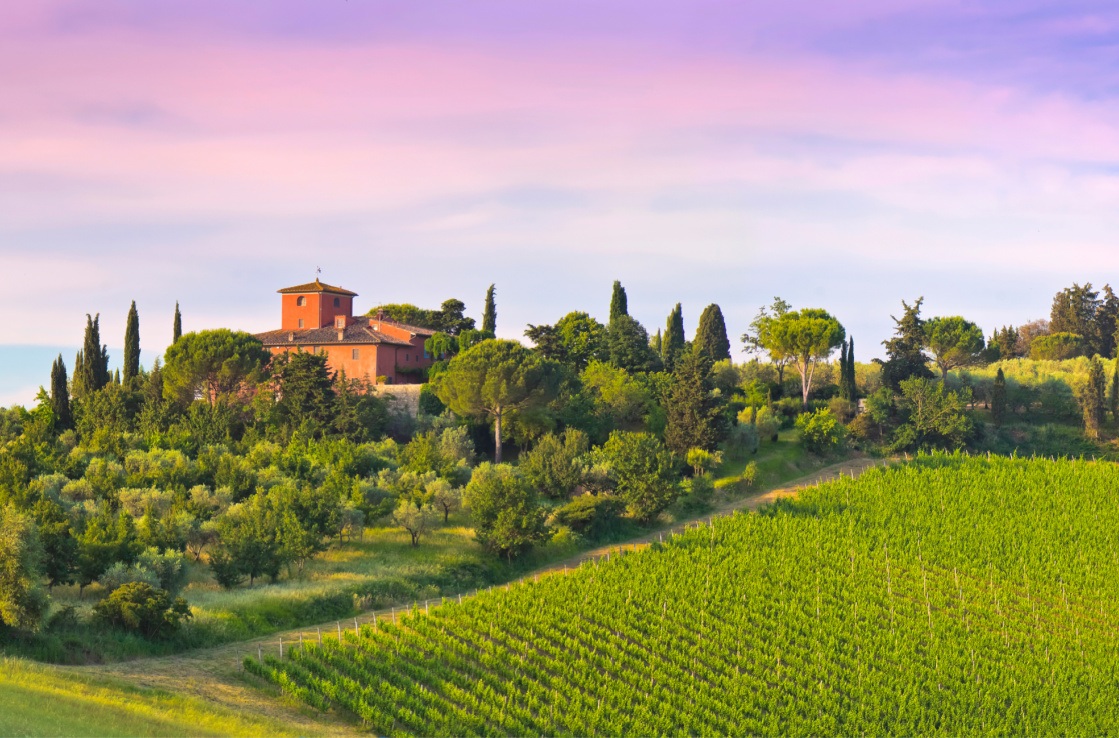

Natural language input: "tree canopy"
[881,298,933,390]
[431,339,563,462]
[759,308,845,407]
[162,330,269,406]
[925,316,985,380]
[693,304,731,361]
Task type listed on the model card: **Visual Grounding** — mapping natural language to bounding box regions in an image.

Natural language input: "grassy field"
[0,657,301,737]
[250,454,1119,735]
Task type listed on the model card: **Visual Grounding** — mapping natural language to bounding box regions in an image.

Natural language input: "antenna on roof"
[316,266,322,277]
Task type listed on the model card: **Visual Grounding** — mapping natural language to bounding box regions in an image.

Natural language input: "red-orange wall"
[281,293,353,330]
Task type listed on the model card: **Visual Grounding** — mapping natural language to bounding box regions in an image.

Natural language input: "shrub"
[754,407,782,442]
[552,495,625,540]
[97,561,160,594]
[795,409,846,455]
[725,422,759,456]
[94,582,191,639]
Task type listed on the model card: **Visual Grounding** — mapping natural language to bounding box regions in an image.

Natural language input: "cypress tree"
[845,337,858,400]
[173,302,182,343]
[664,350,726,454]
[609,281,628,325]
[481,284,497,334]
[991,367,1007,427]
[661,303,686,372]
[49,355,72,430]
[123,300,140,384]
[838,341,850,400]
[72,350,86,397]
[693,304,731,361]
[651,328,662,355]
[79,314,110,394]
[1081,357,1106,440]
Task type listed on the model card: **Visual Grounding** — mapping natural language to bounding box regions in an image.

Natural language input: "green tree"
[482,284,496,334]
[664,351,726,455]
[162,330,269,406]
[609,280,628,325]
[693,304,731,361]
[1030,333,1084,361]
[464,463,546,560]
[1097,286,1119,358]
[0,505,48,632]
[881,298,933,391]
[741,298,793,392]
[661,304,686,372]
[844,338,859,401]
[795,408,846,455]
[519,428,589,499]
[990,326,1022,360]
[209,493,282,587]
[123,300,140,384]
[32,497,77,590]
[760,309,845,408]
[269,351,336,437]
[892,377,973,451]
[75,313,111,396]
[607,315,661,374]
[432,340,563,463]
[424,332,459,361]
[1050,283,1099,356]
[94,581,191,639]
[392,498,437,546]
[925,316,985,381]
[554,312,608,370]
[173,302,182,343]
[1080,358,1107,440]
[991,367,1007,427]
[591,431,677,523]
[436,299,476,335]
[49,354,72,431]
[427,478,463,523]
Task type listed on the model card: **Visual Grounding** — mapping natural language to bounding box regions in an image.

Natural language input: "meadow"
[249,454,1119,735]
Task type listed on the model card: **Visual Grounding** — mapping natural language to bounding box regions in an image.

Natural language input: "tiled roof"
[277,279,358,297]
[372,318,436,336]
[255,321,413,348]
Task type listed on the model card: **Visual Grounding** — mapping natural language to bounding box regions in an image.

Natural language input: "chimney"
[287,332,294,342]
[337,330,345,341]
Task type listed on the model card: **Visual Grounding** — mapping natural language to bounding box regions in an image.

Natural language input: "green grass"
[715,427,838,492]
[0,657,296,737]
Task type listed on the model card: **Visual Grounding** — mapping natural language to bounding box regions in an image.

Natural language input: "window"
[404,353,410,362]
[333,297,341,308]
[352,348,360,360]
[296,296,306,306]
[298,318,304,328]
[423,348,430,359]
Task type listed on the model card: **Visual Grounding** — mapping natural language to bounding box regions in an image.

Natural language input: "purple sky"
[3,1,1119,404]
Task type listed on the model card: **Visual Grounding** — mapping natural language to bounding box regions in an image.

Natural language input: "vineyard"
[247,455,1119,735]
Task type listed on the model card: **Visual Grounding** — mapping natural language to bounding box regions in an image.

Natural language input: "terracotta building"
[255,280,435,384]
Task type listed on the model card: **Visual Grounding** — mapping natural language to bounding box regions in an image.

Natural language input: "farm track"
[78,455,889,736]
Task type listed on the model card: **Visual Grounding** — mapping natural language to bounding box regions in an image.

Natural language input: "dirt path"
[82,455,891,735]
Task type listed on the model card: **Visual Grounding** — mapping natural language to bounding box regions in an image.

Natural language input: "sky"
[3,1,1119,406]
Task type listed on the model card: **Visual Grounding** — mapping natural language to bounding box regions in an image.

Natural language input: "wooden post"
[317,627,322,646]
[458,593,462,605]
[425,599,430,615]
[258,645,262,662]
[354,618,359,636]
[300,632,304,649]
[337,621,341,640]
[279,638,283,658]
[392,606,396,625]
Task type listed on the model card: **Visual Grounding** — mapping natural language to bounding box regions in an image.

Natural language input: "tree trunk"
[494,407,503,463]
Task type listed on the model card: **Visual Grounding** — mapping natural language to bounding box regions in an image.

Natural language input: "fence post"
[337,621,341,640]
[425,599,430,615]
[317,627,322,646]
[354,618,359,636]
[458,593,462,605]
[258,645,262,662]
[372,612,377,627]
[392,606,396,625]
[279,638,283,659]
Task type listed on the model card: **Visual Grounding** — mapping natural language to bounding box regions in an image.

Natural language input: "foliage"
[1049,282,1101,356]
[880,298,934,390]
[608,280,628,324]
[162,330,269,406]
[1029,332,1085,361]
[685,447,723,476]
[94,582,191,639]
[0,505,48,632]
[1078,357,1107,440]
[392,498,438,547]
[463,463,546,561]
[693,304,731,361]
[892,377,973,451]
[481,284,497,335]
[795,408,846,455]
[551,494,625,540]
[432,340,563,462]
[266,351,336,438]
[664,351,727,455]
[74,314,111,398]
[172,301,182,343]
[925,316,984,380]
[49,355,71,431]
[759,308,845,407]
[991,367,1007,426]
[519,429,589,499]
[123,301,140,384]
[661,303,686,372]
[591,432,678,523]
[606,315,661,374]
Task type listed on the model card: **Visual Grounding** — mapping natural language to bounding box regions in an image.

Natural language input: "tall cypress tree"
[481,284,497,334]
[50,355,72,430]
[661,303,686,372]
[693,304,731,361]
[609,281,628,325]
[1081,357,1106,440]
[79,314,110,394]
[664,350,725,454]
[123,300,140,384]
[845,337,858,400]
[991,367,1007,427]
[838,340,851,400]
[173,302,182,343]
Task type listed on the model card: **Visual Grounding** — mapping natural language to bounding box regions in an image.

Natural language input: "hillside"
[250,455,1119,735]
